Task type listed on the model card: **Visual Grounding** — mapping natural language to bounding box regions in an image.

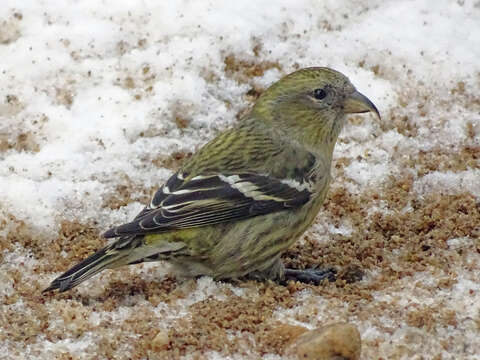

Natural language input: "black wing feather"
[104,172,311,238]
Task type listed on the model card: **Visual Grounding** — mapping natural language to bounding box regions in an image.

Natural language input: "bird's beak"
[344,91,381,120]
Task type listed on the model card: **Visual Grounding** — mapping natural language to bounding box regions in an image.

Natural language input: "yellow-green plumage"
[44,67,379,293]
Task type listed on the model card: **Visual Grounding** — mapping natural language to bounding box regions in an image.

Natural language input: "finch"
[44,67,379,293]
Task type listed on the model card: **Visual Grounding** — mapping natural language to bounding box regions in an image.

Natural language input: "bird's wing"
[103,171,313,238]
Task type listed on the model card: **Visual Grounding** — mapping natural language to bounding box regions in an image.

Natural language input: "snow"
[1,0,479,359]
[414,170,480,197]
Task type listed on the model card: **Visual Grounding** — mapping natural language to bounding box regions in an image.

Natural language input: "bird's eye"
[313,88,327,100]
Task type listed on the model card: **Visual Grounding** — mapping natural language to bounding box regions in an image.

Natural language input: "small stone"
[151,330,169,351]
[288,322,361,360]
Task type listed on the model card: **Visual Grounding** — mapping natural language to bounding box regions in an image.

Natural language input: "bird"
[43,67,380,293]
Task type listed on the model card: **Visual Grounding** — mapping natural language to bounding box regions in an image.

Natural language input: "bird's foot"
[283,267,337,285]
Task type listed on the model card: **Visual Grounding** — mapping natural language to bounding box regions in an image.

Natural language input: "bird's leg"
[283,267,337,285]
[246,258,337,285]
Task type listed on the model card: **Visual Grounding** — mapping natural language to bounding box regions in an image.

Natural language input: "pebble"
[151,330,169,351]
[287,322,361,360]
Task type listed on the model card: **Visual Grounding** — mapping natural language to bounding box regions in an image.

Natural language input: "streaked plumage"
[44,67,379,293]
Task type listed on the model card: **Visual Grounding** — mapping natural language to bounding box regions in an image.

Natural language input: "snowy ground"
[1,1,479,359]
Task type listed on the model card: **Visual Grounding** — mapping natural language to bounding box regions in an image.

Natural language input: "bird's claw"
[283,267,337,285]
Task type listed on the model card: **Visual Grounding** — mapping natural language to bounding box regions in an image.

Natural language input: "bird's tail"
[43,236,139,293]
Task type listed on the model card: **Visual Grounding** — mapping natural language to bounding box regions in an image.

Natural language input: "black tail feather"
[43,245,122,293]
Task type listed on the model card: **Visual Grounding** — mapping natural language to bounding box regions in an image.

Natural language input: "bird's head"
[252,67,380,154]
